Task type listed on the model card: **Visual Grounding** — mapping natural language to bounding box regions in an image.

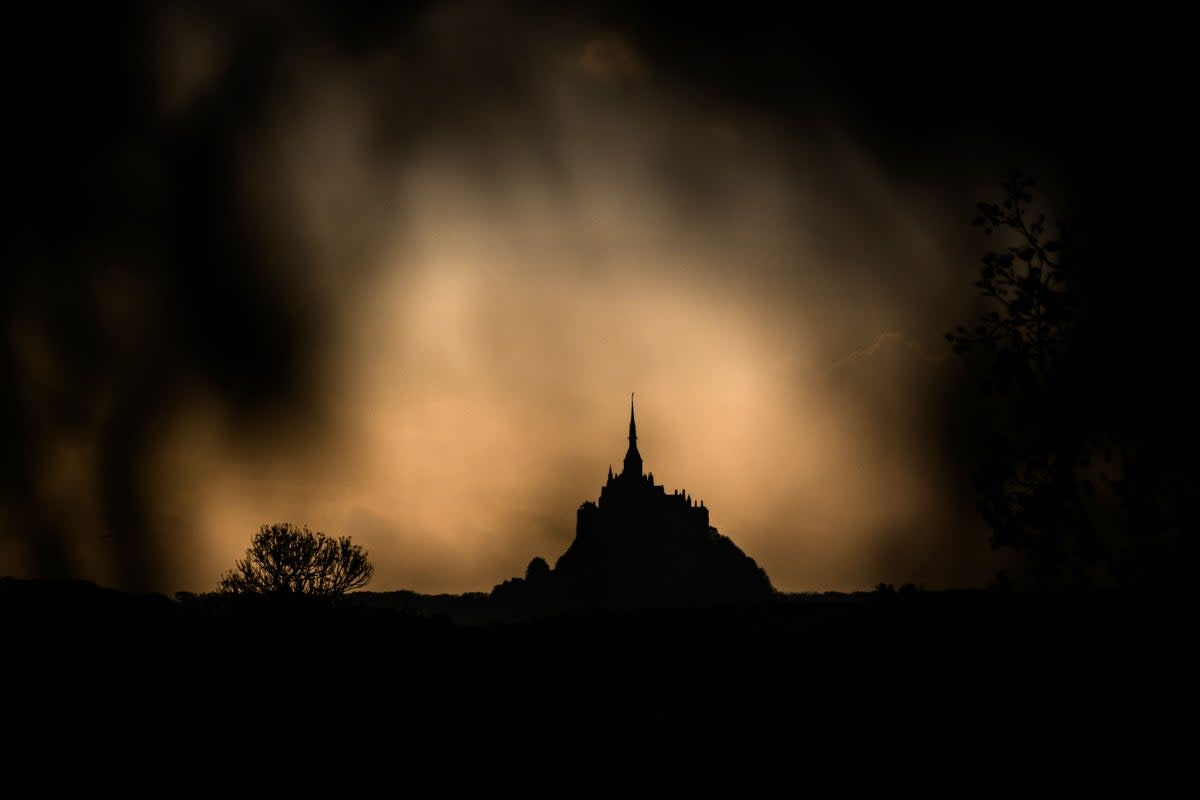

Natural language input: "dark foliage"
[948,172,1195,589]
[217,522,374,600]
[525,556,550,582]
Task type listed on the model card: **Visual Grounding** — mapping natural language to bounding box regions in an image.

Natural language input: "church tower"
[622,394,643,479]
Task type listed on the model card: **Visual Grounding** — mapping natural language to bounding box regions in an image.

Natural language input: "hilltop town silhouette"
[493,396,772,609]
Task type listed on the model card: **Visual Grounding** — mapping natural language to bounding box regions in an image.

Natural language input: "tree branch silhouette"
[218,522,374,600]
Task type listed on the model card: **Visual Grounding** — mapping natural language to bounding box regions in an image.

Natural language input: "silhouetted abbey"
[494,398,773,609]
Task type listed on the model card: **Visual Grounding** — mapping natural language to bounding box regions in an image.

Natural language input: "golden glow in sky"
[2,5,1003,593]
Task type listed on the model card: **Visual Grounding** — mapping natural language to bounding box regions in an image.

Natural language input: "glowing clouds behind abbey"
[5,2,1066,593]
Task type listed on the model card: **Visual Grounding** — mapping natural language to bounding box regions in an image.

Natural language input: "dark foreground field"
[2,579,1194,783]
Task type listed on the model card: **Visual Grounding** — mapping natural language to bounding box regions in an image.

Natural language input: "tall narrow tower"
[622,393,643,478]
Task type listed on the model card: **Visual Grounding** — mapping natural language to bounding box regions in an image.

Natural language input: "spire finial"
[622,393,643,478]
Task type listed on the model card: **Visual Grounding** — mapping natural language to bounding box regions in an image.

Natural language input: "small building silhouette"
[495,397,773,609]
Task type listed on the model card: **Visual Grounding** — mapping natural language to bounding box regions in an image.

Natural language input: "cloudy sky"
[3,2,1174,593]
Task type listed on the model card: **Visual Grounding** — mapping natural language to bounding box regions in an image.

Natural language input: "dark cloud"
[576,33,647,82]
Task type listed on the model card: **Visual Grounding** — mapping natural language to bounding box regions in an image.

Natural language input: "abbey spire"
[622,393,643,478]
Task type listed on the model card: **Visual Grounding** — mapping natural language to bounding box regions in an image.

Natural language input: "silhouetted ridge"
[494,398,772,609]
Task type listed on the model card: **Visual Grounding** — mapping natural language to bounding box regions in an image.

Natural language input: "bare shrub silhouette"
[218,522,374,600]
